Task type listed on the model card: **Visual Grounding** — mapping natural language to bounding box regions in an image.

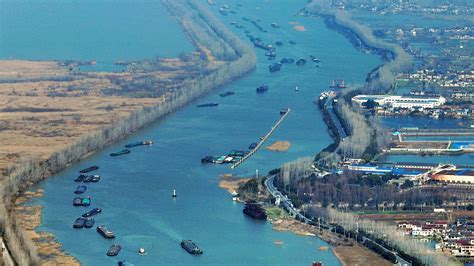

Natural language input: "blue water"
[17,0,383,264]
[0,0,194,71]
[382,116,469,130]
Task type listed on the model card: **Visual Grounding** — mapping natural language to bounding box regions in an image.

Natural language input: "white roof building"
[352,95,446,109]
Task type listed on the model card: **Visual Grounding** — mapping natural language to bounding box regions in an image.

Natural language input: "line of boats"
[73,144,204,260]
[109,140,153,156]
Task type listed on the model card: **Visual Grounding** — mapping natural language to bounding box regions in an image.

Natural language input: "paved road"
[323,95,348,139]
[264,175,311,223]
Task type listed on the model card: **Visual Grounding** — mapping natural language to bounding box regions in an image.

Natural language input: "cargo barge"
[110,149,131,156]
[197,102,219,107]
[74,185,87,194]
[82,208,102,218]
[220,91,235,97]
[79,166,99,173]
[181,240,203,255]
[97,225,115,239]
[256,84,268,93]
[243,202,267,220]
[125,140,153,148]
[106,244,121,256]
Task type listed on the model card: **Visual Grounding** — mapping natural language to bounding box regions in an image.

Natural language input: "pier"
[397,128,474,138]
[231,108,291,169]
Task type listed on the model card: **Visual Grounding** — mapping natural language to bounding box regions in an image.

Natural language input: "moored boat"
[82,208,102,218]
[79,166,99,173]
[107,244,122,256]
[84,218,95,228]
[256,84,268,93]
[296,58,307,66]
[74,185,87,194]
[268,63,282,72]
[197,102,219,108]
[110,149,131,156]
[243,202,267,220]
[74,174,87,182]
[81,197,91,206]
[248,142,258,149]
[73,217,87,228]
[181,240,203,255]
[220,91,235,97]
[73,197,83,206]
[97,225,115,238]
[91,175,100,183]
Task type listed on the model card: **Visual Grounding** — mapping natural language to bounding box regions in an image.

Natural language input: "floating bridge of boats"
[231,108,291,169]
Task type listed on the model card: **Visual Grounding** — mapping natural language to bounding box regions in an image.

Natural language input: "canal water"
[0,0,194,71]
[15,0,382,264]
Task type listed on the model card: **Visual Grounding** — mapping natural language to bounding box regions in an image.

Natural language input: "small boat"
[138,247,147,255]
[289,40,297,45]
[110,149,131,156]
[118,261,125,266]
[107,244,122,256]
[74,174,87,182]
[82,208,102,218]
[125,141,143,148]
[91,175,100,183]
[201,156,214,164]
[74,186,87,194]
[143,140,153,145]
[84,218,95,228]
[248,142,258,149]
[271,22,280,28]
[280,108,289,115]
[172,189,177,198]
[197,102,219,108]
[295,86,299,92]
[73,217,87,228]
[220,91,235,97]
[181,240,203,255]
[97,225,115,239]
[256,84,268,94]
[82,175,93,183]
[268,63,282,72]
[79,166,99,173]
[73,197,83,206]
[81,197,91,206]
[296,59,306,66]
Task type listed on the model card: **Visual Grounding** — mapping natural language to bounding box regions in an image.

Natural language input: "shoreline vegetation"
[0,0,256,264]
[304,0,410,166]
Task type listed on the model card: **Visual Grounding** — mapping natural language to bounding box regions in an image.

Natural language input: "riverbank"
[0,0,257,263]
[304,1,412,91]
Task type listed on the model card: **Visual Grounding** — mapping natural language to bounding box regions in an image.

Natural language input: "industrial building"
[431,169,474,184]
[352,94,446,109]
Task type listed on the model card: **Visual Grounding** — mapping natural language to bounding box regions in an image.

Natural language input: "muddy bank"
[219,174,250,194]
[266,141,291,152]
[14,189,80,265]
[268,215,391,266]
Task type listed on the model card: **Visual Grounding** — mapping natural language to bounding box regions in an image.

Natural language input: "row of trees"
[306,1,412,93]
[327,208,452,266]
[0,0,257,264]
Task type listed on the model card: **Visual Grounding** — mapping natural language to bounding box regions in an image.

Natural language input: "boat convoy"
[71,140,205,260]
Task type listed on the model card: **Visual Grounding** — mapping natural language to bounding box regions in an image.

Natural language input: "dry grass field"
[0,57,213,176]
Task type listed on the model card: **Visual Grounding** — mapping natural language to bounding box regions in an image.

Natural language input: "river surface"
[0,0,194,71]
[16,0,382,265]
